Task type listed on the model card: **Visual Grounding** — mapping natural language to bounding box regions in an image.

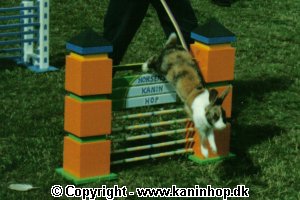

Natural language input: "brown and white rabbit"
[142,33,230,157]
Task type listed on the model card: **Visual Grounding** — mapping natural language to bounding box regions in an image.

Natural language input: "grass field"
[1,0,300,199]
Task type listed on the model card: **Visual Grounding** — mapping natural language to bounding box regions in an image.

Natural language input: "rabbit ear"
[209,89,219,105]
[218,86,232,104]
[165,33,177,48]
[142,55,158,72]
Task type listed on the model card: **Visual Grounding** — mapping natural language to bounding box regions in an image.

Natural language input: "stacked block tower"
[56,29,117,184]
[188,19,236,162]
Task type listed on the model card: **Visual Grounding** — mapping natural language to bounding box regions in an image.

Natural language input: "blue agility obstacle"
[0,30,38,37]
[0,22,40,30]
[0,0,57,72]
[0,6,38,12]
[0,14,38,21]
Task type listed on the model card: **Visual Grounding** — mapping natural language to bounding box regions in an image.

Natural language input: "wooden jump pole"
[111,148,194,165]
[112,127,194,143]
[112,118,190,132]
[115,107,184,120]
[112,138,194,154]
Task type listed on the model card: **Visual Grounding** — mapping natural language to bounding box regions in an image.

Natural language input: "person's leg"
[151,0,198,46]
[103,0,150,65]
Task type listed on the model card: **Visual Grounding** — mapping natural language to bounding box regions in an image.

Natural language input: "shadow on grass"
[0,54,66,71]
[0,59,22,71]
[232,76,294,118]
[50,52,66,69]
[217,123,283,181]
[224,76,291,180]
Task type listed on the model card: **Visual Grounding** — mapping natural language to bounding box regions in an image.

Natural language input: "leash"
[160,0,188,51]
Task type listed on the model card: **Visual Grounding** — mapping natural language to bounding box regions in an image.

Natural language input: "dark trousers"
[103,0,198,65]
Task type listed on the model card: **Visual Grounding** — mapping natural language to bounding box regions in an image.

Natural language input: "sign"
[131,73,166,86]
[126,83,175,98]
[125,93,177,108]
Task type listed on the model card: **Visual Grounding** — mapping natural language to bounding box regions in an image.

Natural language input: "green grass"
[1,0,300,199]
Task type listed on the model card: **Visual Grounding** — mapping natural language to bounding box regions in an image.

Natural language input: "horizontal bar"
[111,148,194,165]
[0,38,38,46]
[0,6,38,12]
[0,22,40,30]
[0,48,22,53]
[0,14,38,21]
[0,30,38,37]
[112,118,190,132]
[115,108,184,120]
[0,55,21,60]
[112,128,195,143]
[112,138,194,154]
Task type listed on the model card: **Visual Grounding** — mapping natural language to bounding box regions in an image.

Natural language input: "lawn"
[1,0,299,199]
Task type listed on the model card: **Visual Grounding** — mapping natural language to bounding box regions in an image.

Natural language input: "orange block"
[209,85,233,118]
[190,124,231,159]
[65,53,112,96]
[64,95,111,137]
[63,136,111,178]
[190,42,235,83]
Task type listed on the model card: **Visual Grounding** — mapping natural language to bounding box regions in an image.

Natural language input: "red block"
[65,53,112,96]
[63,136,111,178]
[64,95,112,137]
[191,42,235,83]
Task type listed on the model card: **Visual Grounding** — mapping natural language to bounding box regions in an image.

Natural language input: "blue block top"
[191,18,236,45]
[66,28,113,55]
